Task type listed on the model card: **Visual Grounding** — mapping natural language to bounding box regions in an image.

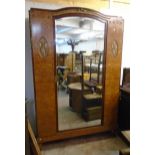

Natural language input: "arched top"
[30,7,123,22]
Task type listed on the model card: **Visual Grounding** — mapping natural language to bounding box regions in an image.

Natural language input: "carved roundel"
[38,37,49,58]
[111,40,118,57]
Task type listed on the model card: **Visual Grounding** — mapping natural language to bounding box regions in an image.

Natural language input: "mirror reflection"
[55,16,105,131]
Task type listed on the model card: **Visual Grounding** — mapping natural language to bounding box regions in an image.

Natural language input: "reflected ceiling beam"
[56,33,71,39]
[57,27,73,33]
[56,18,103,33]
[55,17,105,43]
[55,19,79,29]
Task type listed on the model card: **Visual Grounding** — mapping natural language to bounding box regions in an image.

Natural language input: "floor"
[41,132,128,155]
[58,89,101,131]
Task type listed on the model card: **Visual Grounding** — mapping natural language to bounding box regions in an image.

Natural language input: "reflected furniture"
[67,72,81,85]
[57,66,69,88]
[68,82,91,113]
[57,54,67,66]
[84,53,102,90]
[57,52,76,71]
[80,52,103,121]
[68,82,90,113]
[82,93,102,121]
[29,7,124,144]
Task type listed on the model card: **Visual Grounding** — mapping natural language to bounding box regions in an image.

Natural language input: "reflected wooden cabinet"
[29,7,124,144]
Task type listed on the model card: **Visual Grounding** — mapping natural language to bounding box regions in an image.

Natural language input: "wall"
[26,0,109,11]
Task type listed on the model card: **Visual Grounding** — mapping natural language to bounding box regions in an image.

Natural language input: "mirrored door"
[55,16,105,131]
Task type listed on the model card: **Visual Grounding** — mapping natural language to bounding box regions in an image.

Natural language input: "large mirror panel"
[55,16,105,131]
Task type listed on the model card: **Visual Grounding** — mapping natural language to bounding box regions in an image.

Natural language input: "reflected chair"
[80,52,102,121]
[84,53,102,91]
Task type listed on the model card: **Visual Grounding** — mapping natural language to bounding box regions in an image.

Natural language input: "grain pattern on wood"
[29,9,57,139]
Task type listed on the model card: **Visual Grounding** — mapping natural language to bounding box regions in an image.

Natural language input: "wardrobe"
[29,7,124,144]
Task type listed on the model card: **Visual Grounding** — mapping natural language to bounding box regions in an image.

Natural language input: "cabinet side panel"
[104,18,124,129]
[29,9,57,139]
